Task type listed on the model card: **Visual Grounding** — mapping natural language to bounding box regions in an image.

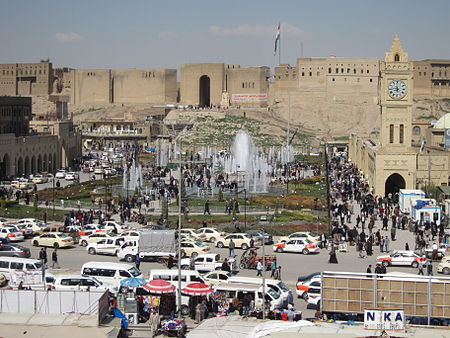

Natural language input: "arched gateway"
[385,173,406,196]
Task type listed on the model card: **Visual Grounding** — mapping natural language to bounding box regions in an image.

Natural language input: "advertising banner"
[364,309,405,331]
[231,93,267,103]
[445,129,450,148]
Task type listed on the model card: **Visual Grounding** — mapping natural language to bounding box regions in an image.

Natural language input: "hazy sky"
[1,0,450,70]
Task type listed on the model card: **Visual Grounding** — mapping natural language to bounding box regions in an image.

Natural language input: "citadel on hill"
[1,40,450,138]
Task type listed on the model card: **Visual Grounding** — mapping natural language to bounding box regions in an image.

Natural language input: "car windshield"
[277,281,290,292]
[267,288,280,299]
[128,267,141,277]
[195,241,207,247]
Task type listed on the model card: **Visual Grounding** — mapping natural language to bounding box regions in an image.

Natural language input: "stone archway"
[43,154,47,171]
[0,153,10,179]
[24,157,30,176]
[385,173,406,197]
[17,157,23,176]
[31,156,36,174]
[37,154,42,173]
[199,75,210,107]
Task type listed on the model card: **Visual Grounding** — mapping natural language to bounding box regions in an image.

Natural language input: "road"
[16,208,421,317]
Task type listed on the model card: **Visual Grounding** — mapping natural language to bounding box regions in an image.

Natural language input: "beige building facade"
[70,68,177,106]
[0,61,53,97]
[179,63,270,107]
[0,97,81,178]
[349,37,450,196]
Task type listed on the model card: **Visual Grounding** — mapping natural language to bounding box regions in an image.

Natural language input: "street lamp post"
[244,188,247,231]
[52,166,55,216]
[177,141,183,320]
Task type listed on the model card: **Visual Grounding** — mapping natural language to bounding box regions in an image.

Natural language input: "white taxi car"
[376,251,425,268]
[0,227,25,242]
[195,228,226,243]
[216,233,255,250]
[80,232,114,247]
[180,241,210,258]
[202,270,232,285]
[279,232,320,243]
[273,239,319,255]
[32,232,74,248]
[437,258,450,275]
[87,237,125,255]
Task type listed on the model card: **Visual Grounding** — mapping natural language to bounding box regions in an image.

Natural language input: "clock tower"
[380,35,413,151]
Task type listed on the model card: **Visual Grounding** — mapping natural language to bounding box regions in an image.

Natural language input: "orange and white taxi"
[273,239,319,255]
[376,250,425,268]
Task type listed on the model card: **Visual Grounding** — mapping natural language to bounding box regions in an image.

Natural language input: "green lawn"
[0,204,67,222]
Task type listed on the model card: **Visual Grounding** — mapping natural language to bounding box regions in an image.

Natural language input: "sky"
[1,0,450,70]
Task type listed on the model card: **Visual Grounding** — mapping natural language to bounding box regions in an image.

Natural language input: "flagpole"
[279,24,281,66]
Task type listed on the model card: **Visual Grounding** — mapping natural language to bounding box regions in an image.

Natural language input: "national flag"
[274,23,280,56]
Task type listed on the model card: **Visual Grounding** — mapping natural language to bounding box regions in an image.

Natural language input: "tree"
[218,188,224,202]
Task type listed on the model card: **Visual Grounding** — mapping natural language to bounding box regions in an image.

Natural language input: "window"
[354,69,356,74]
[413,126,421,135]
[332,78,335,82]
[389,124,394,144]
[309,72,312,76]
[399,124,404,144]
[191,276,204,283]
[328,67,331,74]
[119,270,131,278]
[242,83,244,88]
[173,275,186,281]
[336,68,339,73]
[0,261,8,268]
[370,79,373,82]
[11,262,24,270]
[301,72,305,76]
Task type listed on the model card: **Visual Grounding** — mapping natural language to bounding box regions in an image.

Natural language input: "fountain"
[123,150,143,192]
[214,131,269,193]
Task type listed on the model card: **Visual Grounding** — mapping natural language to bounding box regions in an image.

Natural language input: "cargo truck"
[117,230,176,263]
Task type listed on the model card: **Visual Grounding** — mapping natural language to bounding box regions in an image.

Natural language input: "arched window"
[399,124,404,144]
[394,54,400,62]
[389,124,394,144]
[328,67,331,74]
[413,126,421,135]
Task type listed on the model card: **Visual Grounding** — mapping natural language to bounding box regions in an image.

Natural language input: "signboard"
[445,129,450,148]
[364,309,405,331]
[231,93,267,103]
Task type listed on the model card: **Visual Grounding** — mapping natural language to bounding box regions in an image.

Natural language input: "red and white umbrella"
[143,279,176,294]
[181,282,213,296]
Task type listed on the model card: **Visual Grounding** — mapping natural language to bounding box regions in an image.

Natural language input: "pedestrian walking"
[51,249,60,268]
[229,238,236,257]
[328,244,338,264]
[270,260,277,278]
[168,255,174,269]
[148,308,160,337]
[135,254,141,270]
[427,260,433,276]
[256,259,263,276]
[418,260,425,275]
[366,264,372,277]
[204,200,211,215]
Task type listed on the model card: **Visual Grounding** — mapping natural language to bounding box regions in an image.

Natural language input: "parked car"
[119,230,141,241]
[437,258,450,275]
[31,174,48,184]
[195,228,226,243]
[296,275,321,298]
[202,270,232,285]
[51,275,108,292]
[80,224,107,236]
[216,233,255,250]
[279,231,320,243]
[32,232,74,248]
[246,229,273,245]
[80,232,114,247]
[0,218,9,226]
[103,221,128,234]
[180,241,210,258]
[64,171,78,181]
[0,244,31,258]
[273,239,320,255]
[55,170,67,179]
[305,281,321,309]
[376,251,426,268]
[86,237,125,255]
[0,227,24,242]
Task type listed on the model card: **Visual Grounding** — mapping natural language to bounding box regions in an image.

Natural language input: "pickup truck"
[179,253,236,272]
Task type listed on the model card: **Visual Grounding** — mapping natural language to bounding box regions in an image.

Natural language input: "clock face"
[388,80,407,99]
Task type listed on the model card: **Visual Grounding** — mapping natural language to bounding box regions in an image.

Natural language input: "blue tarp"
[113,307,129,329]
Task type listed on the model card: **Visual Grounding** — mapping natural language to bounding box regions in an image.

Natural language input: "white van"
[0,257,47,281]
[148,269,206,289]
[81,261,143,291]
[227,276,293,307]
[52,274,109,292]
[213,283,283,310]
